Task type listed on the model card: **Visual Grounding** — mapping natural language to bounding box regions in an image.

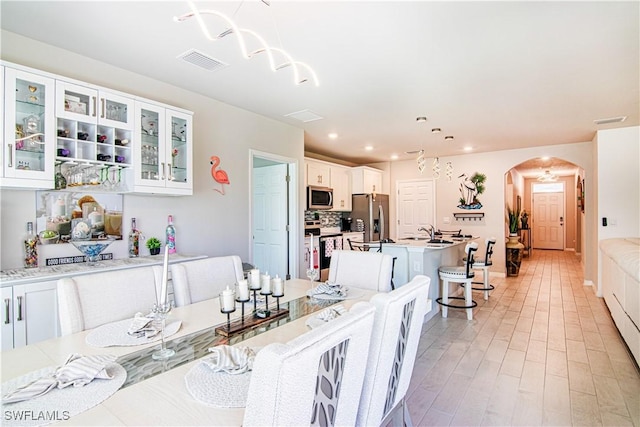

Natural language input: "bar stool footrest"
[466,282,495,292]
[435,297,477,310]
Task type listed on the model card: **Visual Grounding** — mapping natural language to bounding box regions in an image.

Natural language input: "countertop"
[382,236,477,249]
[0,253,207,287]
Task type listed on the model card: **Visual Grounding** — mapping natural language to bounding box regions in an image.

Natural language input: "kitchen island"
[382,237,477,322]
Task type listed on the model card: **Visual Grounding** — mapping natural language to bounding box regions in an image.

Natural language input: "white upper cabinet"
[2,67,55,189]
[330,164,352,211]
[306,159,331,187]
[56,81,134,129]
[351,166,382,194]
[133,101,193,195]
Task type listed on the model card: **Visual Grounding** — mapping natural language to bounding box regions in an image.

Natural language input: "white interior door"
[397,180,435,238]
[533,191,564,250]
[252,163,288,279]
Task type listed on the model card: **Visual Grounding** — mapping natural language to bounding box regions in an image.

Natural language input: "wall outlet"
[443,216,451,224]
[413,261,420,271]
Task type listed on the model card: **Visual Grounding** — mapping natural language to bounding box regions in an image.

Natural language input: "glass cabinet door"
[55,81,97,123]
[134,101,165,188]
[99,91,134,130]
[3,67,55,186]
[166,109,192,191]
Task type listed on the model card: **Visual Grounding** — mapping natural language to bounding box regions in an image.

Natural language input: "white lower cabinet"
[2,280,60,350]
[342,232,365,250]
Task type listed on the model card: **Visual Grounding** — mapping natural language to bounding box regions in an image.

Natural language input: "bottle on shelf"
[128,218,141,258]
[166,215,176,254]
[24,222,39,269]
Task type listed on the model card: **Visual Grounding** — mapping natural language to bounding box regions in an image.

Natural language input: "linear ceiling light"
[174,1,318,86]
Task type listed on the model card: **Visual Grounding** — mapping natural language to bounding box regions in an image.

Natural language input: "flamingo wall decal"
[210,155,230,195]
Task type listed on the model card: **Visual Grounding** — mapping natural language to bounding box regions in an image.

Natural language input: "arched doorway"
[505,157,584,257]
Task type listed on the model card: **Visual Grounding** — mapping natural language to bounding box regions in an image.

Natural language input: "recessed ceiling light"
[365,145,373,151]
[541,156,550,161]
[444,135,454,141]
[431,128,441,133]
[328,133,338,139]
[463,146,473,152]
[416,116,427,123]
[390,154,399,160]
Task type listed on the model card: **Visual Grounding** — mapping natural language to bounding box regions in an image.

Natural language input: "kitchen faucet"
[418,225,436,240]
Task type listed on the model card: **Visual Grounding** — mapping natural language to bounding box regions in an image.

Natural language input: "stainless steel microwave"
[307,186,333,210]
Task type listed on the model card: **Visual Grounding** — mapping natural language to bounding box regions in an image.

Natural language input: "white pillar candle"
[272,275,284,297]
[220,286,235,311]
[159,245,169,305]
[249,268,260,289]
[261,273,271,294]
[236,279,249,301]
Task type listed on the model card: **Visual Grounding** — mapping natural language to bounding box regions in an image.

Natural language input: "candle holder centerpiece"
[215,271,289,337]
[151,302,175,360]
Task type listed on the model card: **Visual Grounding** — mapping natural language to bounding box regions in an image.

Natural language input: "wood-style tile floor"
[407,250,640,426]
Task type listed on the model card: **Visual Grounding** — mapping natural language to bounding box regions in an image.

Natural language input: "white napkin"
[2,354,116,404]
[311,282,348,298]
[305,304,347,329]
[317,304,347,321]
[202,346,256,375]
[127,312,160,338]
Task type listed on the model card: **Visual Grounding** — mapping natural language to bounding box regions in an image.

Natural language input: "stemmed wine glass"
[306,267,319,289]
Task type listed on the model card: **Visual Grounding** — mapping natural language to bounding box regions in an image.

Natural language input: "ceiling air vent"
[593,116,627,125]
[177,49,228,72]
[284,110,324,123]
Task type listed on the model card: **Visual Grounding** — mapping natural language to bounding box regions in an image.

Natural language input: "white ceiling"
[1,1,638,166]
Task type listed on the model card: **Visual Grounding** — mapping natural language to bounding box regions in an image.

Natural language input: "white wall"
[595,126,640,296]
[381,141,594,276]
[1,31,305,271]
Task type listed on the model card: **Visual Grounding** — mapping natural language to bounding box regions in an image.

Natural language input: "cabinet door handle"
[100,98,105,119]
[161,163,165,180]
[372,185,376,192]
[92,96,97,117]
[4,298,10,324]
[16,296,23,321]
[167,163,173,181]
[7,144,13,168]
[317,175,322,184]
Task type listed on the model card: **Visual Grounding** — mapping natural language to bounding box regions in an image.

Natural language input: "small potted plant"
[506,205,521,237]
[146,237,161,255]
[506,205,524,276]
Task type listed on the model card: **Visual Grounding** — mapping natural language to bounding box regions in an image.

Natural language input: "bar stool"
[437,242,478,320]
[470,238,496,300]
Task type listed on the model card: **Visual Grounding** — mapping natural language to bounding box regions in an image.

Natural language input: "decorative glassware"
[151,302,175,360]
[69,238,115,266]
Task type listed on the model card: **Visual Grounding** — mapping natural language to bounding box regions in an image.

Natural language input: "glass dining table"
[1,278,376,426]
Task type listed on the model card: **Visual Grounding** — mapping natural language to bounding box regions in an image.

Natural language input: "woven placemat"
[1,362,126,427]
[185,362,251,408]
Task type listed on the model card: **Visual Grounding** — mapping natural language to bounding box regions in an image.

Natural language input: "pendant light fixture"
[174,1,319,86]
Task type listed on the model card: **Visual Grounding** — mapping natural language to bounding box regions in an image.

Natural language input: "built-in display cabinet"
[133,101,192,195]
[2,67,56,189]
[1,62,193,196]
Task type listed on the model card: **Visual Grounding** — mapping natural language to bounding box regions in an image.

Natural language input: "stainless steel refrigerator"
[351,193,390,242]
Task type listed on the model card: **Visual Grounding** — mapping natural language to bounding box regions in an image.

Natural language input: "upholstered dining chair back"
[243,302,376,427]
[56,266,162,335]
[170,256,244,307]
[356,275,431,426]
[328,250,394,292]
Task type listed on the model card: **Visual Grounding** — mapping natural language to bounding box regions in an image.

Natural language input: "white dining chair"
[437,242,479,320]
[328,250,394,292]
[170,256,244,307]
[243,302,376,427]
[56,266,162,335]
[356,275,430,427]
